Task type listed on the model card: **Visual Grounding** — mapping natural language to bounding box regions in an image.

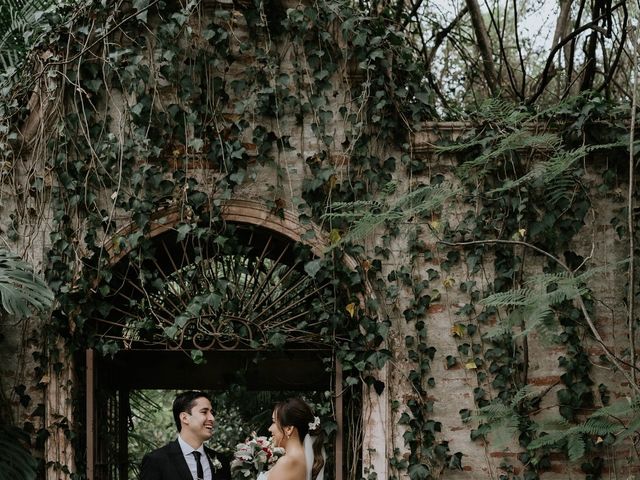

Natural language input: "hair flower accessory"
[308,416,320,431]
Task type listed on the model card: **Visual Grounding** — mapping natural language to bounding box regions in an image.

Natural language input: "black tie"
[192,451,204,480]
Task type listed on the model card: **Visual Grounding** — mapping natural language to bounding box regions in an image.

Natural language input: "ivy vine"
[0,1,638,480]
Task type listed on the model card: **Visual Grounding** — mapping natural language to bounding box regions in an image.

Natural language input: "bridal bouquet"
[230,434,285,479]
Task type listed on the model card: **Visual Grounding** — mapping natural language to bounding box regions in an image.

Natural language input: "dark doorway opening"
[83,222,360,480]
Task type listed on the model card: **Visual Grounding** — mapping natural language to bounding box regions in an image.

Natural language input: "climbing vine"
[434,98,639,478]
[0,1,639,480]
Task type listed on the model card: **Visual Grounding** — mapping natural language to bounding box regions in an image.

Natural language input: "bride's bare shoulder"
[267,451,306,480]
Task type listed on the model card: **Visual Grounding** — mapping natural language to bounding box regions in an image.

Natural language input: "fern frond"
[574,260,629,281]
[480,289,532,307]
[525,271,573,287]
[477,403,515,421]
[579,416,620,436]
[543,173,577,207]
[591,397,640,417]
[615,413,640,441]
[328,200,384,212]
[491,423,521,451]
[457,131,560,179]
[516,305,556,339]
[323,183,459,247]
[525,273,588,303]
[478,98,518,119]
[480,267,598,343]
[324,201,386,222]
[543,285,587,305]
[539,140,628,186]
[509,385,538,407]
[483,303,556,340]
[541,145,588,183]
[535,417,572,431]
[434,136,486,154]
[396,183,461,215]
[474,399,522,450]
[528,429,571,450]
[483,321,513,340]
[532,309,562,344]
[486,164,543,195]
[566,432,585,461]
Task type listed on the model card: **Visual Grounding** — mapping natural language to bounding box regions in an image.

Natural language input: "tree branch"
[465,0,499,96]
[482,0,522,100]
[627,24,637,386]
[511,0,527,98]
[425,6,469,67]
[526,1,624,105]
[552,0,573,52]
[579,0,614,91]
[566,0,588,93]
[595,0,628,95]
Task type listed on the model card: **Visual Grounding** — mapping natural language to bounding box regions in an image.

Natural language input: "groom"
[140,391,230,480]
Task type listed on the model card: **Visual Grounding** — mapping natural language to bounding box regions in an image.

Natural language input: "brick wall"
[0,1,636,478]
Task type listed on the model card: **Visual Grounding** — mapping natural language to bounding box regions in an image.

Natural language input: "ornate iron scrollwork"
[97,231,331,350]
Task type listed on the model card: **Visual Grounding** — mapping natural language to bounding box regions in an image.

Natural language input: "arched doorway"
[84,202,360,480]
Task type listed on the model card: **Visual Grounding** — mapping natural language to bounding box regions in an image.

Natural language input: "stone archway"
[81,200,387,480]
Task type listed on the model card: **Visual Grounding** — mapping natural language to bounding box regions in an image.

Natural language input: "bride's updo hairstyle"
[275,398,325,480]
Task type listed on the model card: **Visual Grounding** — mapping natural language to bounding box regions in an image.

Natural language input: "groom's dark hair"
[173,390,212,432]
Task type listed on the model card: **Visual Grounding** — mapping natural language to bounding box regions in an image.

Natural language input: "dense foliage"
[0,0,638,480]
[0,250,52,480]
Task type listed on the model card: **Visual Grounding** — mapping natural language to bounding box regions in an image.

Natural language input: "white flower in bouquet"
[231,433,285,479]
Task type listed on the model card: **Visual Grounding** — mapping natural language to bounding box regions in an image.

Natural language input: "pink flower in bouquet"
[231,433,285,479]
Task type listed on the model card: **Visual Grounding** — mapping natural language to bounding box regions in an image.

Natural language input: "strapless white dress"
[259,436,325,480]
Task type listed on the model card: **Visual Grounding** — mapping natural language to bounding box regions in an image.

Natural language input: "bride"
[262,398,325,480]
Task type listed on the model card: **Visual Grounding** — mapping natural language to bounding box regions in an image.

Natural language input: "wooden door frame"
[86,348,344,480]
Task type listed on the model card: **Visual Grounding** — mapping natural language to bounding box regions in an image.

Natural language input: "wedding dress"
[258,436,325,480]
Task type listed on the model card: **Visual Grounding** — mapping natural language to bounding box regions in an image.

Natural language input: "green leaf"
[408,463,429,480]
[269,332,286,348]
[345,376,358,386]
[0,249,54,317]
[163,325,178,339]
[189,138,204,152]
[190,350,205,364]
[0,425,37,480]
[176,223,192,241]
[369,49,384,60]
[304,259,322,278]
[229,169,245,184]
[133,0,150,23]
[84,79,102,93]
[414,92,431,105]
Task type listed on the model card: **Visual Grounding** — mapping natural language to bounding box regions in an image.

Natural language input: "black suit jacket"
[140,440,231,480]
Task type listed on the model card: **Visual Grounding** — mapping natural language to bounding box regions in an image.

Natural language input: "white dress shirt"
[178,435,212,480]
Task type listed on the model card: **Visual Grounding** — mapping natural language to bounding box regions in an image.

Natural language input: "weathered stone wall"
[0,1,636,479]
[378,132,634,479]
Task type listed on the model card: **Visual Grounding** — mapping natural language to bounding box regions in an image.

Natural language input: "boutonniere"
[212,456,222,472]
